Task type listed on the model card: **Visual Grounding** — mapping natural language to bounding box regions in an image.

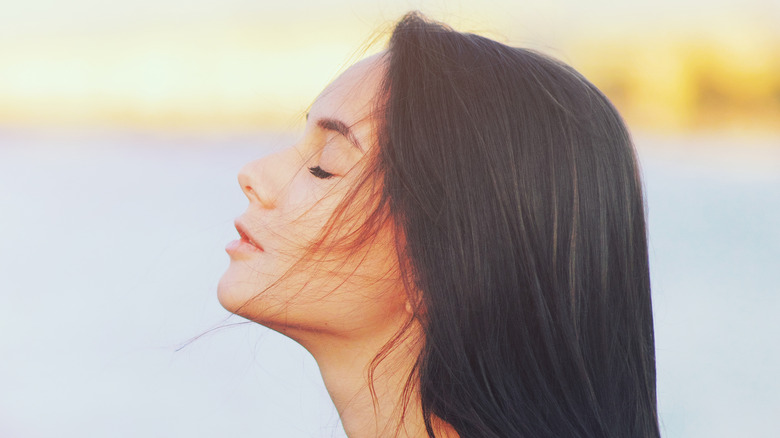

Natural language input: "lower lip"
[225,238,264,255]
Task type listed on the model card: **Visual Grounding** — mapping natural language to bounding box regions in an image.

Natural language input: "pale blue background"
[1,130,778,437]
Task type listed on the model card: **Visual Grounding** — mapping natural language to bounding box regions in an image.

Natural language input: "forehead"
[308,52,387,126]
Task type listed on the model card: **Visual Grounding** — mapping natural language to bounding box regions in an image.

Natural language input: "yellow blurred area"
[571,25,780,133]
[0,20,385,131]
[1,15,778,133]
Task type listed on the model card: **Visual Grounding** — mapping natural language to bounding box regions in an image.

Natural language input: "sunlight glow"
[1,4,778,132]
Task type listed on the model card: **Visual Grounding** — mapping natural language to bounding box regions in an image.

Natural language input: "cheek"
[290,227,407,334]
[218,178,357,319]
[219,170,408,336]
[281,177,345,241]
[218,242,406,336]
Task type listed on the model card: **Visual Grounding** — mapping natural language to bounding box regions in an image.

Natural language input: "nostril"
[238,156,280,209]
[259,194,276,209]
[243,184,275,209]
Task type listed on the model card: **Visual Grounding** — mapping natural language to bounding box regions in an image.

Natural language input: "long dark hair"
[362,12,659,438]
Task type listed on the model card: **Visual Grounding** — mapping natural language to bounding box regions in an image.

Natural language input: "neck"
[311,321,424,437]
[294,319,455,438]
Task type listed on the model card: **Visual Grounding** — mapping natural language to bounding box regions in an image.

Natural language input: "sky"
[1,0,778,131]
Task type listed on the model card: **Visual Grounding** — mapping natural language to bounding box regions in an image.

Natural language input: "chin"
[217,271,244,315]
[216,268,288,325]
[217,265,263,314]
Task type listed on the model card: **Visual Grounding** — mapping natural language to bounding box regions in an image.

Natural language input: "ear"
[393,226,425,318]
[402,286,426,318]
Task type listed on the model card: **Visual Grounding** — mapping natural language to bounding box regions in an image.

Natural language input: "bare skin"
[219,53,458,437]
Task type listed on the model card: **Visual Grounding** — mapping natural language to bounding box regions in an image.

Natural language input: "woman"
[219,12,660,438]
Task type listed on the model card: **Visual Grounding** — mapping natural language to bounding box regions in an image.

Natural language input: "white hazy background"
[1,1,779,437]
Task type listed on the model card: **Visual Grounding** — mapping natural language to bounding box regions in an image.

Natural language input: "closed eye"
[308,165,335,179]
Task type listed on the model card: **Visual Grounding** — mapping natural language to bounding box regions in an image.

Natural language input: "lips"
[234,220,264,252]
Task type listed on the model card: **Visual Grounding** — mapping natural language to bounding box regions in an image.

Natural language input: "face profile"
[217,11,660,438]
[218,53,410,346]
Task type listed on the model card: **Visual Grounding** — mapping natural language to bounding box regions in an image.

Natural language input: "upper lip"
[234,219,264,251]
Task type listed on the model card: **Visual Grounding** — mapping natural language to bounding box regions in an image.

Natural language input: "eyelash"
[308,165,335,179]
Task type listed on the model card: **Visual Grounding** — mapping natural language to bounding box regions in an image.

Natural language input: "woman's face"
[218,53,408,340]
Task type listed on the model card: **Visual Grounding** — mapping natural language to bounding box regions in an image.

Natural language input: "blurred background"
[1,1,778,437]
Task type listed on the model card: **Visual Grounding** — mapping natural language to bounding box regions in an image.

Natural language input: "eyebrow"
[307,113,365,153]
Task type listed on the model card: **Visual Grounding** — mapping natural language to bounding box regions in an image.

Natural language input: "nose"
[237,149,292,209]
